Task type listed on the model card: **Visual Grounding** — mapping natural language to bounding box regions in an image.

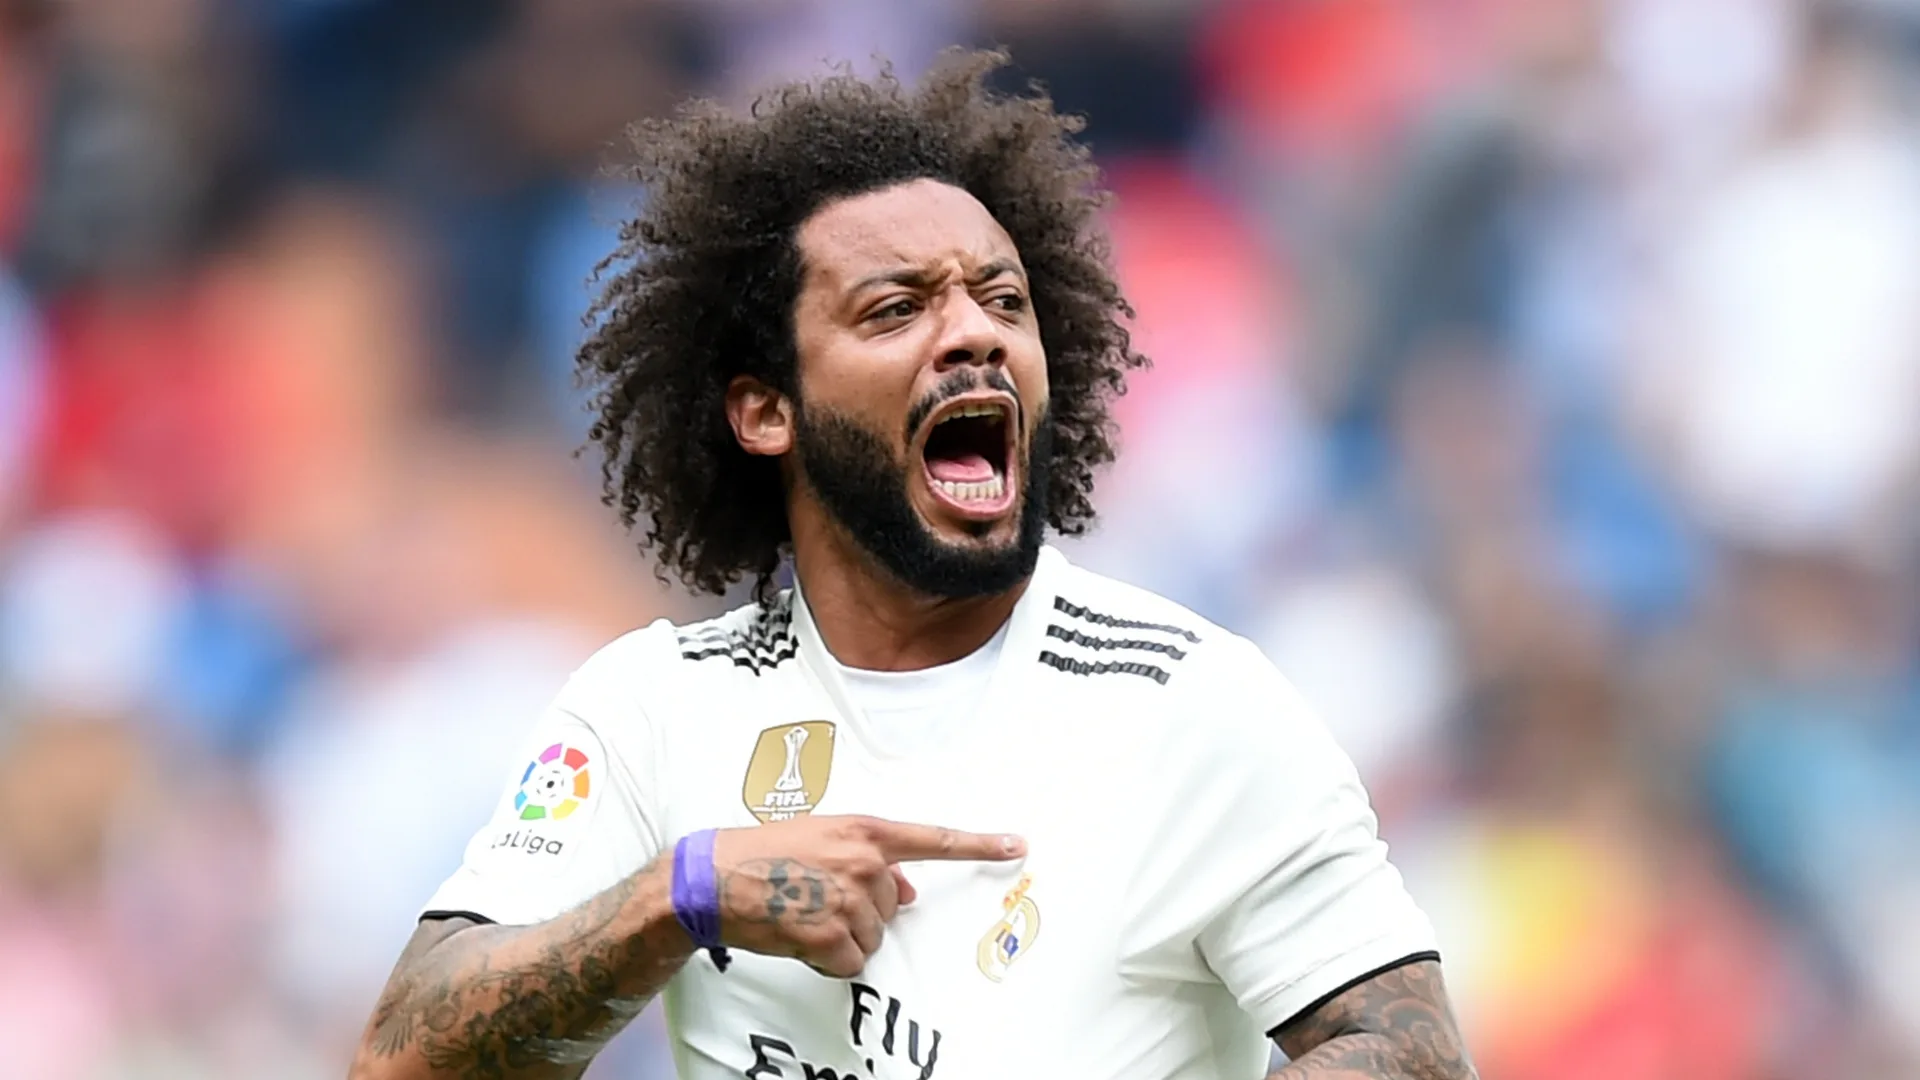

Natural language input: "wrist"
[627,854,699,961]
[670,829,734,971]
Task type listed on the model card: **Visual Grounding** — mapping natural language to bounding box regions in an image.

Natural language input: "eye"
[989,293,1027,314]
[869,298,919,323]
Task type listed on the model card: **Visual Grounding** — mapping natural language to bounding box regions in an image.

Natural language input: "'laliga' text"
[489,829,564,856]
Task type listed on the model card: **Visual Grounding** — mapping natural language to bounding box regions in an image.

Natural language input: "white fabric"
[425,547,1437,1078]
[832,621,1007,759]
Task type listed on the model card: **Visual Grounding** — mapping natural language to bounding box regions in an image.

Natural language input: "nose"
[933,291,1006,372]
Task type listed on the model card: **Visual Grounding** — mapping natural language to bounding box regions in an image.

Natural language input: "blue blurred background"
[2,1,1918,1077]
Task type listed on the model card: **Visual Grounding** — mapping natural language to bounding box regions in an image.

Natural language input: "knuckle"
[838,942,867,977]
[816,936,862,977]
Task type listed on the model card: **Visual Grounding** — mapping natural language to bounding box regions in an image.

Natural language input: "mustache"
[902,369,1020,443]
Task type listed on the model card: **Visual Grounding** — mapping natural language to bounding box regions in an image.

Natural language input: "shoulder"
[1029,545,1297,749]
[668,590,797,675]
[1052,553,1382,799]
[1039,550,1344,762]
[554,591,799,715]
[1039,549,1278,697]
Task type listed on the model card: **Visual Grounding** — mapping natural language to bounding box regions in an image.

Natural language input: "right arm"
[350,855,692,1080]
[349,817,1023,1080]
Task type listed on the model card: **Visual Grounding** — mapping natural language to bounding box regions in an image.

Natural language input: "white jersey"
[424,546,1438,1079]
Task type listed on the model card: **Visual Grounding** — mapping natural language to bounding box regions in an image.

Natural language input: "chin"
[930,510,1016,545]
[840,493,1031,601]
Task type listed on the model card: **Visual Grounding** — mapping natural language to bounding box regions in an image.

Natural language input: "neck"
[788,519,1029,673]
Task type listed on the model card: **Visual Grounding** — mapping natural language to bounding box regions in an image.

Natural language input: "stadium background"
[2,0,1918,1077]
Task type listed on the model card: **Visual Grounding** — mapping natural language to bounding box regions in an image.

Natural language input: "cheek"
[799,348,911,421]
[798,366,918,461]
[1010,344,1050,418]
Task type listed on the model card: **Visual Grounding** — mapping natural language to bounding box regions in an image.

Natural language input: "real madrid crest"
[741,721,836,823]
[977,874,1041,981]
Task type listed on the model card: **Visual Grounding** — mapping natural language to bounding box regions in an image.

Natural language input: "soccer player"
[350,50,1475,1080]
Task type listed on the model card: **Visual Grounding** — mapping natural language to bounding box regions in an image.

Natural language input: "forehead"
[796,179,1021,287]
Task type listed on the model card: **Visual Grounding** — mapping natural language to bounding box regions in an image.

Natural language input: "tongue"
[927,453,996,483]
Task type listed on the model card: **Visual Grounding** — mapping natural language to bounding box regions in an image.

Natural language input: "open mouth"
[919,398,1016,518]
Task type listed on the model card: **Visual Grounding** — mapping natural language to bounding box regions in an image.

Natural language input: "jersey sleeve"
[1186,641,1440,1035]
[420,637,667,927]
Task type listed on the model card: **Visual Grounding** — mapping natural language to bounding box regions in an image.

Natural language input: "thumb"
[890,864,918,907]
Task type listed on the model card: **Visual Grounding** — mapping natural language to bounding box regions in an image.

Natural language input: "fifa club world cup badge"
[977,874,1040,981]
[742,721,836,823]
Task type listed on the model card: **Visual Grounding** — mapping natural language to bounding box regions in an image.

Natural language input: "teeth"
[937,403,1009,424]
[936,475,1007,503]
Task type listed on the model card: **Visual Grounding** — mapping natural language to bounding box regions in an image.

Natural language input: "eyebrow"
[966,258,1025,286]
[848,258,1026,295]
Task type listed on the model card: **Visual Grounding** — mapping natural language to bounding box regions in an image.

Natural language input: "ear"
[726,375,795,458]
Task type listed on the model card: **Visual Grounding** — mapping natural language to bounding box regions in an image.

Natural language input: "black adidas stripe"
[684,644,799,671]
[678,601,797,674]
[1037,650,1171,685]
[677,630,791,653]
[679,633,791,656]
[1044,624,1188,661]
[680,646,797,675]
[680,642,797,663]
[1052,597,1201,643]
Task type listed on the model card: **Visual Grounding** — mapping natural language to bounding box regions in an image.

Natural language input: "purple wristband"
[672,830,731,972]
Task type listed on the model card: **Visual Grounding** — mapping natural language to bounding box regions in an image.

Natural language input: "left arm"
[1267,959,1476,1080]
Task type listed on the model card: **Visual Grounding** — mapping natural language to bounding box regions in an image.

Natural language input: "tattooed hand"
[713,816,1025,978]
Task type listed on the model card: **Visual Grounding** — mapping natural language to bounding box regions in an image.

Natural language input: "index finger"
[866,820,1026,862]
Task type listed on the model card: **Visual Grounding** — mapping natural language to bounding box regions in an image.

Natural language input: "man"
[351,51,1475,1080]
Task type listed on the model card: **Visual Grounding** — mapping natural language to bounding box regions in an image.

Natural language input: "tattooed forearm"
[1269,961,1477,1080]
[348,856,692,1080]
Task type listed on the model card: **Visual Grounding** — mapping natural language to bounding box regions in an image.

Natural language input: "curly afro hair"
[578,48,1148,599]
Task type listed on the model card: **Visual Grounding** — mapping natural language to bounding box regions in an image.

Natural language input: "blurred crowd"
[2,0,1918,1077]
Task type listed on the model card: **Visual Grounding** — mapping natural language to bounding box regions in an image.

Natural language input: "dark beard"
[791,399,1051,601]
